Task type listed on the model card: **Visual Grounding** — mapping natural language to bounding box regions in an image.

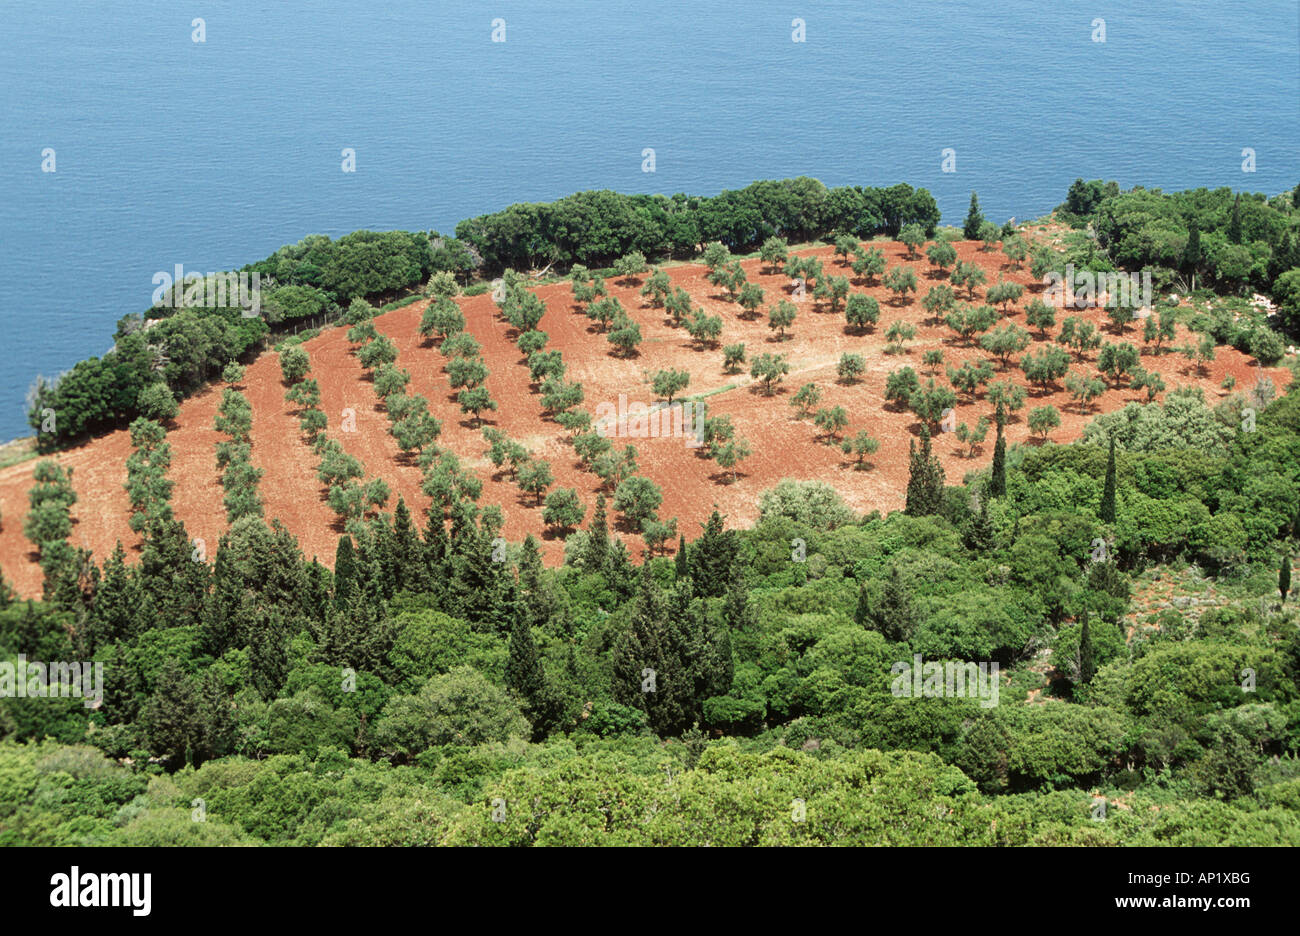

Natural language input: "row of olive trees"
[489,275,588,537]
[125,417,175,534]
[214,382,263,524]
[303,306,392,524]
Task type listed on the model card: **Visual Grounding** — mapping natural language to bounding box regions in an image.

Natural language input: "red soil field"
[0,240,1290,598]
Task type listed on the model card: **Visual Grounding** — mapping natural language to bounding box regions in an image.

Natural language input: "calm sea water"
[1,0,1297,441]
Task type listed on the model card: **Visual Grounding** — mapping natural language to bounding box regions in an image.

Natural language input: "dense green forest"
[4,179,1300,846]
[3,383,1298,845]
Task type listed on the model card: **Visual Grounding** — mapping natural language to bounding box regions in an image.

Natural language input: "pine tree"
[674,534,690,579]
[1100,437,1117,524]
[905,425,945,516]
[963,191,985,239]
[1078,612,1096,686]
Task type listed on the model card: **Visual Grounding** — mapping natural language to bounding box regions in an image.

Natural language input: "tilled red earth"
[0,240,1289,596]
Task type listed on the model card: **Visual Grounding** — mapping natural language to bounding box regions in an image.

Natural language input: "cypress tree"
[672,575,733,715]
[989,409,1007,499]
[88,541,139,650]
[319,591,392,675]
[141,658,199,770]
[368,514,399,600]
[200,517,316,676]
[245,600,293,701]
[11,599,57,662]
[604,538,636,604]
[423,510,450,602]
[391,497,428,593]
[853,582,871,629]
[366,544,392,610]
[300,558,332,630]
[448,510,504,628]
[584,493,610,572]
[905,425,945,516]
[963,496,995,553]
[674,534,690,579]
[506,609,547,734]
[333,535,360,609]
[864,566,917,643]
[495,573,520,640]
[191,670,236,768]
[517,534,552,628]
[1281,553,1291,603]
[1100,437,1117,524]
[41,542,97,624]
[904,438,924,515]
[1270,232,1293,280]
[722,562,751,631]
[0,564,13,611]
[692,508,738,598]
[1183,220,1202,290]
[963,191,985,239]
[1078,612,1096,686]
[927,432,946,508]
[612,565,690,735]
[519,534,543,588]
[138,517,209,632]
[1228,193,1242,244]
[1285,231,1300,271]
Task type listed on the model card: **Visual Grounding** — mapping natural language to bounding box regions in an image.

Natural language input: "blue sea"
[1,0,1297,441]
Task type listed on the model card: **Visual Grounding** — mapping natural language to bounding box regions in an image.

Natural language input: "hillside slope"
[0,239,1289,597]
